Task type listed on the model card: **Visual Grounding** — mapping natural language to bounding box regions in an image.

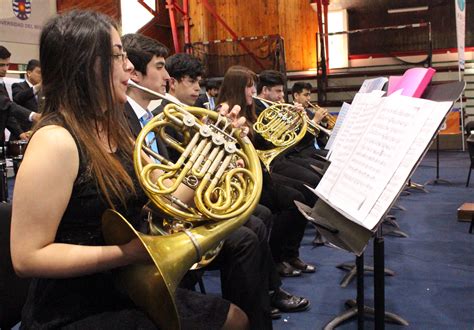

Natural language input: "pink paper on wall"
[387,67,436,98]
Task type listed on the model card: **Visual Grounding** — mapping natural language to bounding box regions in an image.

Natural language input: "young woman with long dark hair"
[10,10,248,329]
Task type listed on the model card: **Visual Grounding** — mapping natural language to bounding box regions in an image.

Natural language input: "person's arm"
[12,83,35,105]
[10,101,33,123]
[11,125,147,279]
[5,111,25,138]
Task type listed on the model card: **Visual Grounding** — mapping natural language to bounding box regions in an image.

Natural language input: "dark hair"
[257,70,285,94]
[122,33,168,75]
[38,10,134,207]
[291,82,312,95]
[0,45,11,59]
[217,65,258,140]
[165,53,204,81]
[26,59,40,72]
[206,79,221,91]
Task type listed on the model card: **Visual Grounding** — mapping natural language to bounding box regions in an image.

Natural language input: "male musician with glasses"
[0,46,37,143]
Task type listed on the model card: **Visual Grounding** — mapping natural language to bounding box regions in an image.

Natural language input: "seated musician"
[195,79,220,110]
[254,70,322,199]
[123,34,288,327]
[218,65,318,279]
[10,11,249,330]
[154,53,310,318]
[291,82,330,156]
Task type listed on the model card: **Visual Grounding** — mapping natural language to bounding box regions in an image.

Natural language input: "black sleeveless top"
[20,120,230,330]
[20,121,155,329]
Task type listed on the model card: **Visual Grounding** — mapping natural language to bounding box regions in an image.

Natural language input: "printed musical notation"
[315,92,453,230]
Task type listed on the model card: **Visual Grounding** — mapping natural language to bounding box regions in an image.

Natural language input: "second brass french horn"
[253,97,308,171]
[102,81,263,329]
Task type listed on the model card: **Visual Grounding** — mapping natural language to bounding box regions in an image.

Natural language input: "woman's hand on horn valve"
[218,104,249,138]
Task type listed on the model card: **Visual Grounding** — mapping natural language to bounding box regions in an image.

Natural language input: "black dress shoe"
[271,288,310,313]
[271,307,281,320]
[275,261,302,277]
[286,257,316,273]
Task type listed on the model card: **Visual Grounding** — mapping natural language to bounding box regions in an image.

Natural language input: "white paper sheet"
[315,93,453,229]
[358,77,389,93]
[325,102,351,151]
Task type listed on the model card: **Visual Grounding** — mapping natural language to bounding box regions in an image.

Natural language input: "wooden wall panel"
[57,0,121,22]
[55,0,318,72]
[278,0,318,71]
[188,0,318,72]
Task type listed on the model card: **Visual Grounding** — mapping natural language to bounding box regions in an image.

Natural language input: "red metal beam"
[165,0,191,54]
[201,0,265,70]
[182,0,191,53]
[166,0,181,53]
[138,0,158,16]
[323,0,329,68]
[315,0,329,71]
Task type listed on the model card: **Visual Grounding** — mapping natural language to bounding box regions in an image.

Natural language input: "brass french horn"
[253,97,308,171]
[102,81,262,329]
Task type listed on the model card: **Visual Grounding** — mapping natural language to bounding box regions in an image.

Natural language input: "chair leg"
[466,168,472,187]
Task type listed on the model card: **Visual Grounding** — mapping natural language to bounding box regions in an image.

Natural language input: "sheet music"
[325,102,351,151]
[363,100,453,228]
[327,93,380,163]
[358,77,388,93]
[316,93,452,229]
[321,93,383,194]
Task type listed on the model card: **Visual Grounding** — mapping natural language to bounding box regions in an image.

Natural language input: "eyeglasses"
[111,51,128,64]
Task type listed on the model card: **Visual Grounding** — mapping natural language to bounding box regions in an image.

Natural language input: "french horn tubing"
[102,81,263,329]
[253,97,308,171]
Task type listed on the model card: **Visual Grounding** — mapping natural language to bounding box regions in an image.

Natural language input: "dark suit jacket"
[11,81,37,133]
[12,81,38,113]
[195,93,212,109]
[0,83,28,142]
[124,102,169,159]
[254,98,267,117]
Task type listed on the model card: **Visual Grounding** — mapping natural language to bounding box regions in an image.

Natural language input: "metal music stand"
[295,93,457,328]
[296,200,408,330]
[423,81,466,185]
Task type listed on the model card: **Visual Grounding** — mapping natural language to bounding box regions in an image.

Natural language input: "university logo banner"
[0,0,54,45]
[12,0,31,20]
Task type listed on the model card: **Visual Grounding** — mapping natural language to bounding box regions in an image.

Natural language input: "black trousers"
[249,204,282,293]
[271,157,320,196]
[260,174,309,262]
[207,215,273,330]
